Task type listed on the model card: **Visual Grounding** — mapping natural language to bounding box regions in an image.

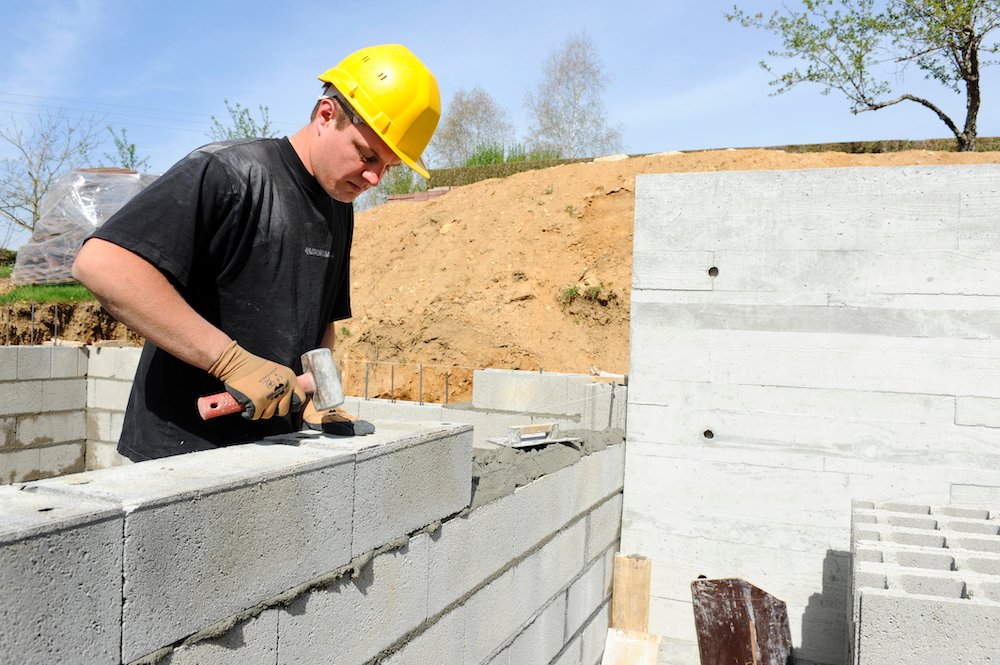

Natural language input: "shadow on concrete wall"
[798,549,851,665]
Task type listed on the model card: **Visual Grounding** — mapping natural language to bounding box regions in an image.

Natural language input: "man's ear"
[317,97,337,126]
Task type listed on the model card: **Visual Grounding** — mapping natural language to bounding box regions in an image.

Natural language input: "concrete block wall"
[624,165,1000,665]
[0,420,624,665]
[85,345,140,469]
[849,501,1000,665]
[0,346,88,484]
[2,346,624,483]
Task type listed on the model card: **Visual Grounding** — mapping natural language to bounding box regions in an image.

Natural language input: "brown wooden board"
[690,578,793,665]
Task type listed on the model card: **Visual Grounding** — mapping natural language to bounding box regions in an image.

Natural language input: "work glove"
[302,399,375,436]
[208,341,305,420]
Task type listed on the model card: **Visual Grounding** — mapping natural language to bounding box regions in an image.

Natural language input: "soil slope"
[6,147,1000,402]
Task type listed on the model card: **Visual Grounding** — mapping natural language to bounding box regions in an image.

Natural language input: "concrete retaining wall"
[850,501,1000,665]
[0,416,624,665]
[624,165,1000,665]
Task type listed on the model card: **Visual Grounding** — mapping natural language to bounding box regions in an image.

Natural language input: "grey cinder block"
[30,442,355,662]
[0,485,123,665]
[302,422,473,557]
[278,534,430,665]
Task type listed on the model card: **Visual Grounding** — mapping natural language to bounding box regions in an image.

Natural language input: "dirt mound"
[6,147,1000,401]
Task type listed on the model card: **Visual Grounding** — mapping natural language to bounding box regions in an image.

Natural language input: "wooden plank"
[601,629,661,665]
[611,554,653,632]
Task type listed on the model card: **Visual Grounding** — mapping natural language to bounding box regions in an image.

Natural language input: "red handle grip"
[197,372,315,420]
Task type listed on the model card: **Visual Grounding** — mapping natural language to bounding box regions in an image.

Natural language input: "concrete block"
[941,518,1000,536]
[16,410,86,447]
[948,535,1000,554]
[86,440,132,470]
[51,347,86,378]
[472,369,590,415]
[87,377,133,411]
[566,555,608,638]
[278,534,430,665]
[162,609,278,665]
[17,346,51,379]
[937,506,991,519]
[580,601,610,665]
[0,416,14,448]
[0,447,41,484]
[42,378,86,412]
[30,442,355,663]
[87,409,112,441]
[301,421,472,557]
[550,633,583,665]
[463,566,523,665]
[0,346,17,380]
[857,588,1000,665]
[427,446,621,616]
[352,397,444,422]
[513,520,588,620]
[0,484,123,665]
[86,345,141,380]
[427,466,575,616]
[379,585,467,665]
[586,494,622,563]
[38,441,86,477]
[505,592,568,665]
[0,379,42,417]
[890,550,954,570]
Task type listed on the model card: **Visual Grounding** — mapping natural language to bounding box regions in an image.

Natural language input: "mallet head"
[300,348,345,410]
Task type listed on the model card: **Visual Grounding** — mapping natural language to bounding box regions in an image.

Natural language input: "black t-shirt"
[90,137,353,460]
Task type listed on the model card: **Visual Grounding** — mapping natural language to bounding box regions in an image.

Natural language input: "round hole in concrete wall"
[703,429,714,439]
[708,267,719,277]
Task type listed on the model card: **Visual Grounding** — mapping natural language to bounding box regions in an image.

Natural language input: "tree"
[427,86,515,168]
[524,32,624,158]
[102,127,151,172]
[0,112,101,239]
[208,99,276,141]
[728,1,1000,151]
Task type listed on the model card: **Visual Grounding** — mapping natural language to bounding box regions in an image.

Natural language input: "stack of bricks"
[0,346,88,484]
[849,500,1000,665]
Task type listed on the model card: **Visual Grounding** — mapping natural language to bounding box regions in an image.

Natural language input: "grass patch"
[583,284,604,301]
[559,285,579,305]
[0,265,11,279]
[0,283,94,305]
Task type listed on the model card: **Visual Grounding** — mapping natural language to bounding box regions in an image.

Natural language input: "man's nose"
[362,164,386,186]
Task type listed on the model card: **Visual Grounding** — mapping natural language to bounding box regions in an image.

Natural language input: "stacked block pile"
[850,500,1000,665]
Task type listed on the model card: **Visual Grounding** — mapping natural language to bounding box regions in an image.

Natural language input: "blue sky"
[1,0,997,246]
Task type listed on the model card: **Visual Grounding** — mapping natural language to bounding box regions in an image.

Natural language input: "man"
[72,44,440,461]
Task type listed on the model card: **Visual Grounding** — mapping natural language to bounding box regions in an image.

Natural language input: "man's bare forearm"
[72,238,231,370]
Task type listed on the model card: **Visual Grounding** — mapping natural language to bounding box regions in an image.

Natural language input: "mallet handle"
[197,372,316,420]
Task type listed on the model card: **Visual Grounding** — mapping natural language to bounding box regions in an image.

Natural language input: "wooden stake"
[611,554,652,633]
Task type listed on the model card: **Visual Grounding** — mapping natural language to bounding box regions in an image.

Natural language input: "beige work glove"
[302,399,375,436]
[208,341,305,420]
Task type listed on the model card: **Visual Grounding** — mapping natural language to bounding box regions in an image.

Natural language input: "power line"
[0,91,302,133]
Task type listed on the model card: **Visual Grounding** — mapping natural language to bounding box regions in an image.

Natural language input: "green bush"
[0,249,16,266]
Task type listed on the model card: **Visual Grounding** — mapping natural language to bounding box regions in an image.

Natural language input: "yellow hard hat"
[318,44,440,179]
